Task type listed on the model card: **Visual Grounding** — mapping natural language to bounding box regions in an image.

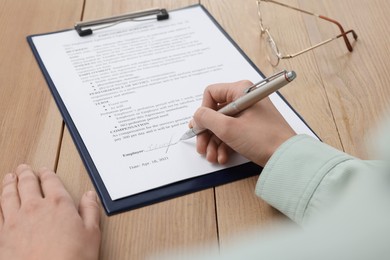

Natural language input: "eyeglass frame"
[256,0,358,66]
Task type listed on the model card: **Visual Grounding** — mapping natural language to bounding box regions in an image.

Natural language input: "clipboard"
[27,4,317,215]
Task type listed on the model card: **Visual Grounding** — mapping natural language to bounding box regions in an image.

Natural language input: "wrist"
[255,133,296,167]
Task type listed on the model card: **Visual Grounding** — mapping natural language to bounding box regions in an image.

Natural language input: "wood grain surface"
[1,0,389,258]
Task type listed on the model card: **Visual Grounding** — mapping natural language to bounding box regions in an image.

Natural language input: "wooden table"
[1,0,389,258]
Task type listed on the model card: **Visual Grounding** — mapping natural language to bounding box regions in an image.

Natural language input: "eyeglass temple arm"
[264,0,358,52]
[282,30,357,59]
[319,16,358,51]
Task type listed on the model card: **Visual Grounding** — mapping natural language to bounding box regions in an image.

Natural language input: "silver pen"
[179,70,296,140]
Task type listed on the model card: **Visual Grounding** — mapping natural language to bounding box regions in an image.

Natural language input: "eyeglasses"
[256,0,358,66]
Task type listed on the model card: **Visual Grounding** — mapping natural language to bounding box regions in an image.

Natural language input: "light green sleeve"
[155,133,390,260]
[256,134,380,225]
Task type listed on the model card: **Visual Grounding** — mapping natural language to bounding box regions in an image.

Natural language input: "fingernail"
[38,167,49,175]
[188,119,194,128]
[16,163,31,171]
[3,173,16,184]
[86,190,97,200]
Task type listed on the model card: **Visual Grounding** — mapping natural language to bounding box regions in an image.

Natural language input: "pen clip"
[244,70,287,93]
[74,9,169,37]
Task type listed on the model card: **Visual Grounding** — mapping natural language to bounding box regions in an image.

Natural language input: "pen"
[179,70,296,140]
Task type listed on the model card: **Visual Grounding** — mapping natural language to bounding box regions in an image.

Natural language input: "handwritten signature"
[144,135,180,154]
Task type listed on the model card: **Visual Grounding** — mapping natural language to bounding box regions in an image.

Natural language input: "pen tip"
[179,128,197,141]
[179,135,188,141]
[179,131,194,141]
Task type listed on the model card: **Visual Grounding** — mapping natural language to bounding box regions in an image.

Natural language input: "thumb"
[193,107,232,138]
[79,190,101,230]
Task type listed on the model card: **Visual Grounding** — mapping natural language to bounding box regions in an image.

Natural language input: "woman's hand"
[192,80,296,167]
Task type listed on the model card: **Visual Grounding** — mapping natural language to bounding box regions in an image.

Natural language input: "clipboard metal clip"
[244,70,288,93]
[74,9,169,37]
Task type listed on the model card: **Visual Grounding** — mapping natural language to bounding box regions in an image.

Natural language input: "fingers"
[196,131,211,155]
[15,164,42,202]
[217,142,231,164]
[37,167,73,203]
[1,164,101,236]
[1,172,20,219]
[197,134,232,164]
[204,135,220,163]
[193,107,237,164]
[191,80,254,165]
[202,80,252,108]
[79,191,100,231]
[195,80,253,139]
[193,107,234,139]
[202,80,252,106]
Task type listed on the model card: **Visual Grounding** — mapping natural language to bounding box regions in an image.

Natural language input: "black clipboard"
[27,4,315,215]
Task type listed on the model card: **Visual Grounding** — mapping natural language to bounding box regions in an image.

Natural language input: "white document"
[31,6,317,200]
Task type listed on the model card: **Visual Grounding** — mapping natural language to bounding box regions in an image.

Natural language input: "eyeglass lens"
[265,31,280,66]
[258,1,280,66]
